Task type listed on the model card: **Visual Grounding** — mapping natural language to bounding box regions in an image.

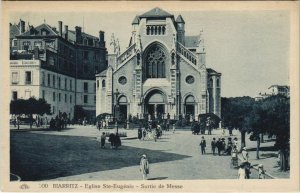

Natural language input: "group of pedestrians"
[198,135,266,179]
[97,132,122,149]
[200,136,238,156]
[96,119,109,130]
[49,115,68,131]
[137,120,174,142]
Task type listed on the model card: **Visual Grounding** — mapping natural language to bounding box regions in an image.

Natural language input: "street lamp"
[114,89,120,134]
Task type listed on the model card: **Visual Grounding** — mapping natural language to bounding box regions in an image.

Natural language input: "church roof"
[176,15,185,24]
[207,68,221,75]
[139,7,173,18]
[132,16,140,25]
[98,69,107,77]
[185,36,200,48]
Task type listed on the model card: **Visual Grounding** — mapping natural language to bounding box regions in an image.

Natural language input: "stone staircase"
[177,42,198,66]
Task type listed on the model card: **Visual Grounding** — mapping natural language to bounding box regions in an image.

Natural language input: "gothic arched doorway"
[144,90,166,120]
[118,96,127,121]
[184,95,195,117]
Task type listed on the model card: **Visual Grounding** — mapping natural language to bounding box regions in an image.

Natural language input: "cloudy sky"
[10,7,290,97]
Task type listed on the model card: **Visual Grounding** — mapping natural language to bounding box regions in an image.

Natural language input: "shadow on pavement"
[247,146,277,152]
[10,132,191,181]
[10,126,77,132]
[148,177,168,180]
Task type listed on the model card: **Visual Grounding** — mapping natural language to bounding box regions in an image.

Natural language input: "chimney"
[19,19,25,33]
[64,25,68,40]
[58,21,63,36]
[34,47,39,59]
[99,30,105,47]
[75,26,82,43]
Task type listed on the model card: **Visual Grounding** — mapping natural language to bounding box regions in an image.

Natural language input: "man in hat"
[140,154,149,180]
[200,136,206,154]
[100,132,106,148]
[211,138,216,155]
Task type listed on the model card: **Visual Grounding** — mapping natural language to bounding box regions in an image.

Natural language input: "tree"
[259,95,290,170]
[221,97,255,149]
[198,113,221,134]
[10,97,51,129]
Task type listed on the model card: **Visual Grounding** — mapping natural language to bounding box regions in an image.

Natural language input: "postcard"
[1,1,299,192]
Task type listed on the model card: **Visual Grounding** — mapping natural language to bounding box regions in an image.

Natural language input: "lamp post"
[114,89,120,134]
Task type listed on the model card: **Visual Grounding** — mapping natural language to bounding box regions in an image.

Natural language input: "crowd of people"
[199,135,266,179]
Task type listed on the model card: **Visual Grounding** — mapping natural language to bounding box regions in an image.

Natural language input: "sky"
[9,8,290,97]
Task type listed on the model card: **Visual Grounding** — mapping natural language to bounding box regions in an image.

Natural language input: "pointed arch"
[143,42,168,80]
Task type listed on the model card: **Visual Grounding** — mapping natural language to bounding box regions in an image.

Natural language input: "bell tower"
[176,15,185,45]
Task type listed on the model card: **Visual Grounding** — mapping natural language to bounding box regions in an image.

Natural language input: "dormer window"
[41,28,49,36]
[83,38,88,45]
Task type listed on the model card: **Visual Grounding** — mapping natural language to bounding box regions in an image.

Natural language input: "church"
[96,7,221,121]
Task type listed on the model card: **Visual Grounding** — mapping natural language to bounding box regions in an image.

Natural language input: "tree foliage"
[221,96,255,147]
[222,95,290,171]
[10,97,51,116]
[10,97,51,129]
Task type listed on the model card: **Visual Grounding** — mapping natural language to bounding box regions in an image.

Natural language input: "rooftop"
[139,7,173,18]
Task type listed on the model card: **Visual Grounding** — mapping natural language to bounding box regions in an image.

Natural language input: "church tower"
[130,16,140,46]
[176,15,185,45]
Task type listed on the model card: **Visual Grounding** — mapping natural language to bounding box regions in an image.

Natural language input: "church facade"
[96,8,221,121]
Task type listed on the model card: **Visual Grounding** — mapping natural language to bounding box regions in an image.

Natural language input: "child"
[258,164,266,179]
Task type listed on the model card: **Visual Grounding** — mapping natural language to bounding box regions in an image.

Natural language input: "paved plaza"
[10,125,289,181]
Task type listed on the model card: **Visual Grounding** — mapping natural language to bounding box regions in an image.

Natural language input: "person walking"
[231,145,239,167]
[200,136,206,154]
[211,138,216,155]
[153,129,157,142]
[140,154,149,180]
[241,147,249,162]
[138,127,142,140]
[216,138,222,156]
[233,137,239,151]
[172,124,175,134]
[100,132,106,148]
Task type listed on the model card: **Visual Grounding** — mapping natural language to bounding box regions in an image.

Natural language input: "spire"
[176,14,185,24]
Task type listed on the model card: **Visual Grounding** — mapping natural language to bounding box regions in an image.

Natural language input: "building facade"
[255,85,290,101]
[10,20,107,120]
[96,8,221,120]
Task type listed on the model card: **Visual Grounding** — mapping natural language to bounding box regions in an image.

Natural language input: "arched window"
[208,78,213,87]
[102,80,106,88]
[145,45,166,78]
